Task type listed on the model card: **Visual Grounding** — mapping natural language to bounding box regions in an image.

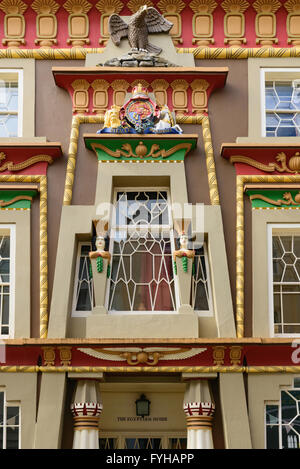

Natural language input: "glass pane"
[2,294,9,325]
[169,438,187,449]
[295,237,300,257]
[0,392,3,425]
[266,425,279,449]
[0,237,10,258]
[99,438,115,449]
[6,406,19,426]
[116,191,169,226]
[109,233,175,312]
[273,260,284,282]
[0,115,18,138]
[266,405,279,424]
[6,426,19,449]
[281,391,298,424]
[0,426,2,449]
[282,295,300,323]
[282,425,299,449]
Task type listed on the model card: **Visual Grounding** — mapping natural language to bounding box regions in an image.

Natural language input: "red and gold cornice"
[0,0,298,50]
[0,142,63,175]
[1,338,300,372]
[52,66,228,116]
[221,143,300,175]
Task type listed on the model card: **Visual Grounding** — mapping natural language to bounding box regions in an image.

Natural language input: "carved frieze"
[284,0,300,45]
[111,79,130,108]
[71,79,90,113]
[96,0,123,45]
[127,0,154,13]
[63,0,92,47]
[222,0,249,46]
[170,79,189,115]
[190,0,217,46]
[253,0,281,46]
[191,79,209,114]
[31,0,60,47]
[157,0,185,45]
[91,79,109,114]
[151,79,169,106]
[0,0,27,48]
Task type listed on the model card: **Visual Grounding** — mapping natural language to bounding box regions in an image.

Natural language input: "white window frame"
[192,243,214,317]
[105,187,179,315]
[260,68,300,138]
[72,241,93,317]
[265,381,300,449]
[0,225,15,338]
[0,389,21,449]
[268,223,300,337]
[0,69,23,138]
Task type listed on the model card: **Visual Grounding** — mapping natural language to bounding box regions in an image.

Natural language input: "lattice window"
[191,246,212,313]
[0,391,20,449]
[124,438,163,449]
[265,380,300,449]
[265,80,300,137]
[169,438,187,449]
[272,233,300,334]
[99,435,187,449]
[107,190,176,313]
[0,227,14,337]
[0,71,22,138]
[73,242,94,315]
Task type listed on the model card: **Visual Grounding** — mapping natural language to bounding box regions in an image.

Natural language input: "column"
[71,380,102,449]
[183,380,215,449]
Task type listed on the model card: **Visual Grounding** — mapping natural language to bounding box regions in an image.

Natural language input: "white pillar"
[183,380,215,449]
[71,380,102,449]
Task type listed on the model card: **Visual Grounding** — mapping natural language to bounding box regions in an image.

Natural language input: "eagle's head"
[137,4,148,16]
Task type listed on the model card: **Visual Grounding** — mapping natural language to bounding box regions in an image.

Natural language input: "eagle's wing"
[144,347,207,360]
[145,7,173,33]
[77,347,127,361]
[109,14,128,45]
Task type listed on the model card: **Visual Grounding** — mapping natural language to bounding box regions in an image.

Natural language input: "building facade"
[0,0,300,450]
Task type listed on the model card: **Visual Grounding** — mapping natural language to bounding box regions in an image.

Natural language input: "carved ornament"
[157,0,185,45]
[63,0,92,47]
[111,79,130,107]
[151,79,169,106]
[91,79,109,114]
[71,79,90,113]
[190,0,217,45]
[58,346,72,366]
[191,79,209,113]
[284,0,300,45]
[93,142,192,159]
[253,0,281,46]
[171,79,189,115]
[96,0,123,44]
[229,346,243,365]
[250,191,300,206]
[127,0,154,13]
[230,152,300,174]
[42,346,56,366]
[0,195,33,207]
[78,347,207,366]
[222,0,249,45]
[0,152,53,172]
[98,84,182,134]
[212,346,226,366]
[0,0,27,47]
[31,0,60,47]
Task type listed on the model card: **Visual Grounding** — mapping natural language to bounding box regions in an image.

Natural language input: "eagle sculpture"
[108,5,173,55]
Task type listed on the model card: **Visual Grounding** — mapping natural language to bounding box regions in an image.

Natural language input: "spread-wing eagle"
[108,5,173,55]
